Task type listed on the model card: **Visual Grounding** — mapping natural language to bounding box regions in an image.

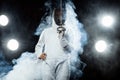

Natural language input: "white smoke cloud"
[1,52,43,80]
[0,1,87,80]
[64,2,87,79]
[0,53,12,79]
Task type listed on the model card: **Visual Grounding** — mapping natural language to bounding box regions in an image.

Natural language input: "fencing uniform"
[35,18,71,80]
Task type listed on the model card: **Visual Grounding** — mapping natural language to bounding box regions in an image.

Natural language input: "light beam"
[0,15,9,26]
[100,15,115,27]
[95,40,107,53]
[7,39,19,51]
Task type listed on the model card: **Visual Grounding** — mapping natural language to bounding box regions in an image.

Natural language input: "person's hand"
[38,53,47,60]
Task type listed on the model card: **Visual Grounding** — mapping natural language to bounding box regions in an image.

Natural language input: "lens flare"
[95,40,107,52]
[0,15,9,26]
[7,39,19,51]
[100,15,114,27]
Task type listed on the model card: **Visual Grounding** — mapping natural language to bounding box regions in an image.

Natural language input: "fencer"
[35,8,72,80]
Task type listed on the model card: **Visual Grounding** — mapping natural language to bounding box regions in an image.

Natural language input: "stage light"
[95,40,107,53]
[0,15,9,26]
[100,15,114,27]
[7,39,19,51]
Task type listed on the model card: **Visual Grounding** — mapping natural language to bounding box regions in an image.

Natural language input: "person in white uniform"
[35,8,72,80]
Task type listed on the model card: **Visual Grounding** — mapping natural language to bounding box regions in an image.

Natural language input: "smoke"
[0,1,87,80]
[1,52,43,80]
[65,2,87,79]
[0,52,12,79]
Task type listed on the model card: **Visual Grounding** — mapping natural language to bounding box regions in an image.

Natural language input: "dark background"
[0,0,120,80]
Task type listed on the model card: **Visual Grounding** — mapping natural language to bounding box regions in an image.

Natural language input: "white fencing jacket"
[35,20,71,61]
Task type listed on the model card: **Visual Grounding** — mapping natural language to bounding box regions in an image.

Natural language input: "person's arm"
[59,31,73,52]
[35,30,46,59]
[60,37,73,52]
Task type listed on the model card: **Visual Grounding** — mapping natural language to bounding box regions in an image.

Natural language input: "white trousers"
[41,58,70,80]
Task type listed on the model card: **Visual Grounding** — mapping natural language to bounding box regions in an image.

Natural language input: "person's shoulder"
[42,27,52,34]
[44,27,52,32]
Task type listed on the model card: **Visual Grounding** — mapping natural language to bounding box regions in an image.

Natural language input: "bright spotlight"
[95,40,107,53]
[100,15,114,27]
[0,15,9,26]
[7,39,19,51]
